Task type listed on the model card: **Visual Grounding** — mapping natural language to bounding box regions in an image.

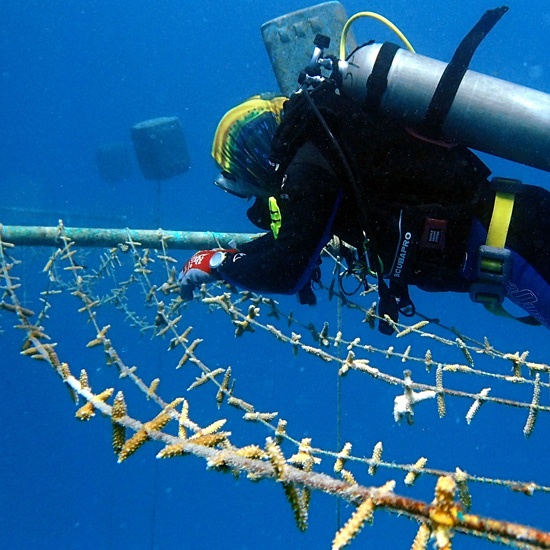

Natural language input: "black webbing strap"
[364,42,400,113]
[422,6,509,139]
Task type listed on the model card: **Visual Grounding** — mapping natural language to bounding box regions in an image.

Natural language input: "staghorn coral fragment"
[157,443,187,459]
[510,481,538,496]
[146,378,160,398]
[332,497,375,550]
[86,325,111,348]
[429,476,459,550]
[456,337,474,367]
[216,367,232,408]
[162,398,184,415]
[118,427,148,462]
[340,469,356,485]
[410,523,431,550]
[302,485,312,520]
[339,350,355,376]
[266,324,287,342]
[265,437,287,479]
[363,302,377,329]
[75,388,114,421]
[289,438,321,472]
[156,314,182,337]
[368,441,383,476]
[465,388,491,424]
[188,432,231,448]
[243,411,278,422]
[56,361,78,404]
[504,351,529,378]
[346,337,361,351]
[283,481,308,532]
[77,300,99,313]
[319,321,330,347]
[334,442,352,473]
[144,412,172,435]
[178,399,201,435]
[118,411,172,463]
[443,364,473,373]
[156,254,177,263]
[187,368,225,391]
[75,401,95,421]
[394,370,436,425]
[524,374,541,438]
[111,391,127,455]
[42,251,60,273]
[274,419,287,446]
[301,344,333,362]
[396,320,430,338]
[405,457,428,486]
[145,284,157,303]
[234,445,268,460]
[454,468,472,512]
[227,396,254,413]
[206,449,235,471]
[167,327,194,351]
[377,480,396,494]
[424,350,434,371]
[265,438,308,531]
[436,364,446,418]
[191,419,227,437]
[383,314,398,334]
[352,360,378,377]
[178,410,187,439]
[176,338,203,368]
[290,332,301,356]
[20,346,39,357]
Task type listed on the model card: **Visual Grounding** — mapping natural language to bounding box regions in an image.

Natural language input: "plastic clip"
[469,245,512,305]
[477,245,511,283]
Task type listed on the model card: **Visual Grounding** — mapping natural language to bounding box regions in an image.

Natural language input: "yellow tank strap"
[268,196,282,239]
[480,190,515,273]
[481,188,538,325]
[486,191,515,248]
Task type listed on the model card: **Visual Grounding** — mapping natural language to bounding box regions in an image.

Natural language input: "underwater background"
[2,1,550,548]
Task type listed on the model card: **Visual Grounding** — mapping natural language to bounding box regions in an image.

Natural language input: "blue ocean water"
[1,1,550,549]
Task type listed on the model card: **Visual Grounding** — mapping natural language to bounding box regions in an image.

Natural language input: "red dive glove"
[178,249,237,300]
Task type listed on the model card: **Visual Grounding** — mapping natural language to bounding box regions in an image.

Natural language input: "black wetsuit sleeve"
[219,147,342,294]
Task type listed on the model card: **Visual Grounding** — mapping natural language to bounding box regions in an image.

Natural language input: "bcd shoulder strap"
[421,6,509,140]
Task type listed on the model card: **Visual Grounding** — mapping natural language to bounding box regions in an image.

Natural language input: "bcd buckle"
[477,244,511,283]
[469,281,505,305]
[469,245,511,305]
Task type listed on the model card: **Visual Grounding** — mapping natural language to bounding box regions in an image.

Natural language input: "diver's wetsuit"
[219,91,550,328]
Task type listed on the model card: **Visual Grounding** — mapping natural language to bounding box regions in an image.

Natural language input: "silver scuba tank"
[339,43,550,173]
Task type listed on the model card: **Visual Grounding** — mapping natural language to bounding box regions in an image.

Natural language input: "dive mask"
[214,170,258,199]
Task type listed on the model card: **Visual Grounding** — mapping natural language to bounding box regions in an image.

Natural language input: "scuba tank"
[338,43,550,173]
[289,6,550,173]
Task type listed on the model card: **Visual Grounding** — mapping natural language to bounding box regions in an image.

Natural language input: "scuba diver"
[178,9,550,334]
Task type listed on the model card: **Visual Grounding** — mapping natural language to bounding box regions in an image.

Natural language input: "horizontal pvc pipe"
[0,225,261,250]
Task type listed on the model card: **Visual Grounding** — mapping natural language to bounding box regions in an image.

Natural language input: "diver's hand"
[178,249,236,300]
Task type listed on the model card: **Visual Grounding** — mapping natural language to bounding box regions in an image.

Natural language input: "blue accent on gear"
[463,219,550,328]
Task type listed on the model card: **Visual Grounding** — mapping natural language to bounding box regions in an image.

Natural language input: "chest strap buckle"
[469,245,512,305]
[469,177,522,305]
